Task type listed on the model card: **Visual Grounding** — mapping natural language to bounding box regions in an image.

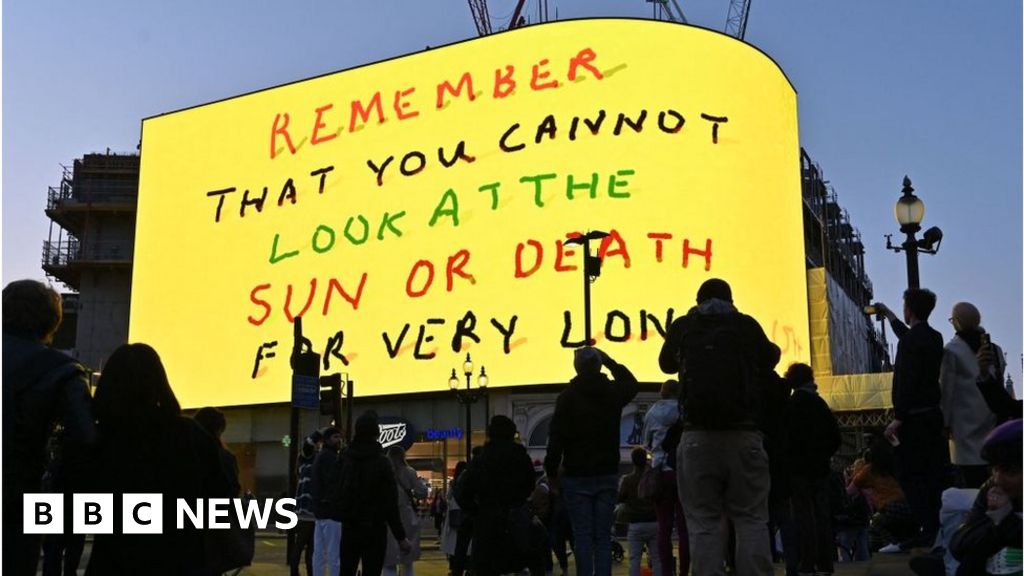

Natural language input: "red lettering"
[530,58,559,91]
[568,47,603,81]
[446,249,474,291]
[310,104,338,145]
[493,65,516,99]
[284,279,318,322]
[647,233,672,263]
[349,92,385,132]
[436,72,476,109]
[514,240,543,278]
[270,113,297,159]
[393,87,419,120]
[406,260,435,298]
[683,238,713,271]
[322,274,368,315]
[554,240,577,272]
[248,284,272,326]
[598,229,631,268]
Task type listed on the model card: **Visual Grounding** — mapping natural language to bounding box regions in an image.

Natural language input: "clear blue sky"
[4,1,1021,391]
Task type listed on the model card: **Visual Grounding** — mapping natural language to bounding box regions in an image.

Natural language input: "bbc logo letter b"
[73,494,114,534]
[24,494,63,534]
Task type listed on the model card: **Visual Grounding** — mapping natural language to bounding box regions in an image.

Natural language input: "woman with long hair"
[84,343,230,576]
[383,446,428,576]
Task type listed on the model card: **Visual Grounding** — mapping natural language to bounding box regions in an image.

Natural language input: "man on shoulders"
[874,288,951,550]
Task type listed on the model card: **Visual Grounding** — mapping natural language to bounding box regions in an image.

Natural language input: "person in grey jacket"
[642,380,688,576]
[940,302,1004,488]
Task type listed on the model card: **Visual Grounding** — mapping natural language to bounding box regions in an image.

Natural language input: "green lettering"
[519,173,557,208]
[269,233,299,264]
[609,169,634,199]
[429,189,460,227]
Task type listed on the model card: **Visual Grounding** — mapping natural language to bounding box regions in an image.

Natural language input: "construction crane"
[724,0,752,40]
[647,0,688,24]
[467,0,528,36]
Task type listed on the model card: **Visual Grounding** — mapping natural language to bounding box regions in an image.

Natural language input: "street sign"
[291,374,319,410]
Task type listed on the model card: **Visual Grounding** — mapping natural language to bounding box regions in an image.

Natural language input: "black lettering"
[560,310,586,348]
[85,502,102,525]
[452,311,481,352]
[605,310,631,342]
[133,502,152,525]
[438,140,476,167]
[206,187,236,223]
[414,319,445,360]
[657,110,685,134]
[35,502,52,525]
[400,151,427,176]
[383,324,411,359]
[277,178,297,206]
[252,341,278,379]
[310,165,335,194]
[239,187,268,218]
[535,114,557,143]
[499,123,526,153]
[324,329,349,369]
[490,315,519,354]
[367,156,394,187]
[614,110,647,135]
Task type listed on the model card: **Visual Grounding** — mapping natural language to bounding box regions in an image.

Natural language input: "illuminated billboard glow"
[132,19,809,407]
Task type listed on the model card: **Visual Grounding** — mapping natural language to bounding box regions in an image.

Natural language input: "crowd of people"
[4,276,1022,576]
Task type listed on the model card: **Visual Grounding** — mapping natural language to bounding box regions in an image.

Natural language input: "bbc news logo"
[24,494,298,534]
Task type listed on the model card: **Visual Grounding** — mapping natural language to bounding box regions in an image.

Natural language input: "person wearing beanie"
[658,278,781,576]
[311,426,344,576]
[949,419,1022,576]
[458,415,541,576]
[940,302,1006,489]
[339,411,411,576]
[544,347,638,576]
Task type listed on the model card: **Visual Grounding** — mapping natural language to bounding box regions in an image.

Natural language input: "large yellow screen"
[132,19,809,408]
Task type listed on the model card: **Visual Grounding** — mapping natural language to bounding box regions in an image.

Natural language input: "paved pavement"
[50,529,920,575]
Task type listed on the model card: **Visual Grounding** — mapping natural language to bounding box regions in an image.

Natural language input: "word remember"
[23,494,297,535]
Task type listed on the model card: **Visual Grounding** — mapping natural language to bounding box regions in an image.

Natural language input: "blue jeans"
[562,474,619,576]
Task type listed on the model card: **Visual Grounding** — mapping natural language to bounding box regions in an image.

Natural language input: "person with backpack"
[658,278,781,576]
[620,447,663,576]
[643,379,689,576]
[3,280,95,576]
[784,363,842,575]
[545,347,639,576]
[311,426,344,576]
[337,411,411,576]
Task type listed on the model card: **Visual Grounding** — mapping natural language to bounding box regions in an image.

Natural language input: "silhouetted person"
[3,279,95,576]
[619,447,662,576]
[545,347,639,576]
[338,411,411,576]
[84,343,230,575]
[940,302,1003,488]
[459,415,543,576]
[312,426,344,576]
[784,363,841,575]
[659,278,780,576]
[876,289,951,549]
[950,419,1022,575]
[383,446,428,576]
[292,431,322,576]
[643,379,689,576]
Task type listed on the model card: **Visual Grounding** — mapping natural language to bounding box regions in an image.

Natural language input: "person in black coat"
[544,347,638,576]
[784,363,841,575]
[875,289,952,549]
[459,415,543,576]
[84,343,231,576]
[338,411,410,576]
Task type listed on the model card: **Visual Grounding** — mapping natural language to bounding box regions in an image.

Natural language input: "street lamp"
[565,230,610,345]
[885,176,943,289]
[448,353,489,461]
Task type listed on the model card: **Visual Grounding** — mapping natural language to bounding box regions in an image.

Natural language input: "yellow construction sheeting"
[807,268,832,377]
[818,372,893,411]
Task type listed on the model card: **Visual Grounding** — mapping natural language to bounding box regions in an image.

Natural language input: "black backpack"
[678,313,759,428]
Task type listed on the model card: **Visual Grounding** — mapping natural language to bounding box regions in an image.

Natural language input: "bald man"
[940,302,1006,488]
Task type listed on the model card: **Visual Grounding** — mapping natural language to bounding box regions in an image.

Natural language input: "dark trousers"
[654,469,689,576]
[3,485,41,576]
[769,495,799,576]
[42,533,86,576]
[290,520,316,576]
[790,476,834,574]
[956,465,990,490]
[340,522,388,576]
[450,519,474,576]
[895,411,952,545]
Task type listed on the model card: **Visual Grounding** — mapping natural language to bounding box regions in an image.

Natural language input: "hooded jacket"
[336,438,406,541]
[544,358,638,479]
[643,399,680,469]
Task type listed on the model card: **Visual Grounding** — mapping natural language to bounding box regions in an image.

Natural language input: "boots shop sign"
[378,417,416,451]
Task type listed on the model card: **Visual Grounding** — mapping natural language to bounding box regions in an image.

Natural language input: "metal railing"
[42,239,132,266]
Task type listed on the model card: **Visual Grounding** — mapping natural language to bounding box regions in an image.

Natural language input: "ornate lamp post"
[886,176,943,289]
[448,353,489,461]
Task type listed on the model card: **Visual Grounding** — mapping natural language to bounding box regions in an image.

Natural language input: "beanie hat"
[981,419,1022,467]
[696,278,732,304]
[574,347,602,376]
[354,410,379,441]
[486,414,517,442]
